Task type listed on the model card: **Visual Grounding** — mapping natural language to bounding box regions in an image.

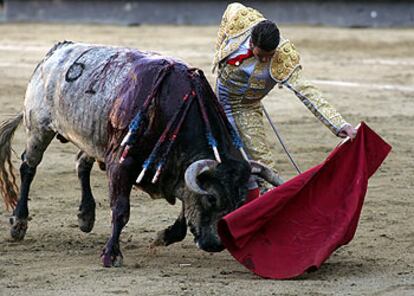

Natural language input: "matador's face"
[250,40,275,63]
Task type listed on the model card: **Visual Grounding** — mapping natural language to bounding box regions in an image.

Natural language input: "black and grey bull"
[0,41,281,267]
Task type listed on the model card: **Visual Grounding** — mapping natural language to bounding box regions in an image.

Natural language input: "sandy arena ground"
[0,23,413,296]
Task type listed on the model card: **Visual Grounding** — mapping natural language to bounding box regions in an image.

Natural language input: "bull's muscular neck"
[126,70,244,204]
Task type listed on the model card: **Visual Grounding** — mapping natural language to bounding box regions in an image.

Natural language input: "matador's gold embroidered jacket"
[213,3,349,170]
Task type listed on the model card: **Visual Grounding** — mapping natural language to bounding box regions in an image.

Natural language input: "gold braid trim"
[270,39,302,83]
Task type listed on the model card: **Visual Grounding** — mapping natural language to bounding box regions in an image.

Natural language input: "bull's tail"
[0,113,23,211]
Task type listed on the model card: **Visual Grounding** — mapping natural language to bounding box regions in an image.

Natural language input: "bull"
[0,41,281,267]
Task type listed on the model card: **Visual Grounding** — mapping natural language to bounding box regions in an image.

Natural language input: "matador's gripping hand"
[337,124,357,140]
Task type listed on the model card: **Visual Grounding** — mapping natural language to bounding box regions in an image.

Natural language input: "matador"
[213,3,357,191]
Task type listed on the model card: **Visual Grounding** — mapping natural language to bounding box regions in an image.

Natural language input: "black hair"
[251,20,280,51]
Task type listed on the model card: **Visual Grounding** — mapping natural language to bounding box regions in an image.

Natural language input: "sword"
[262,103,302,174]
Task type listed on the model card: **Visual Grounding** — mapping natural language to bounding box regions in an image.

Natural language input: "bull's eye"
[206,195,217,208]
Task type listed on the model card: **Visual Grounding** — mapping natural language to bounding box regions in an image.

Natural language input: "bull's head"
[183,158,282,252]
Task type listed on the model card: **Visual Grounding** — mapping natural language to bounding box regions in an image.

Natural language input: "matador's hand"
[337,124,357,140]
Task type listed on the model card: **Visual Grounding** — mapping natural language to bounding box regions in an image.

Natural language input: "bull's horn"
[184,159,218,195]
[249,160,284,187]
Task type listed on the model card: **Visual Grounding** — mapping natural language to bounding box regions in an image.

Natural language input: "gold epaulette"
[270,40,302,83]
[225,5,265,38]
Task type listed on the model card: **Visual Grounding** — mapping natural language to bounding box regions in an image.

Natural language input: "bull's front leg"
[101,159,134,268]
[152,202,187,247]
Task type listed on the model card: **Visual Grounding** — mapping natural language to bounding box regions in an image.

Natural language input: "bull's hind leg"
[76,151,96,233]
[101,159,135,267]
[10,130,55,240]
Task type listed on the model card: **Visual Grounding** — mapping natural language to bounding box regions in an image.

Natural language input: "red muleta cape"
[218,122,391,279]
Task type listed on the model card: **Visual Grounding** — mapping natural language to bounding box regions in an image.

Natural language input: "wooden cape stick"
[261,103,302,174]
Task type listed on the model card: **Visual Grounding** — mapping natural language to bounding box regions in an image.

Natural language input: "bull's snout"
[196,236,224,252]
[189,222,225,252]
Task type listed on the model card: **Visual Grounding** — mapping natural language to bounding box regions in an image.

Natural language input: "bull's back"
[25,42,141,159]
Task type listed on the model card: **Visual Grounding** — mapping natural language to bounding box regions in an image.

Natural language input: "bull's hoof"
[112,256,123,267]
[151,222,187,247]
[101,245,123,268]
[9,217,28,241]
[151,230,168,247]
[77,211,95,233]
[101,253,123,268]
